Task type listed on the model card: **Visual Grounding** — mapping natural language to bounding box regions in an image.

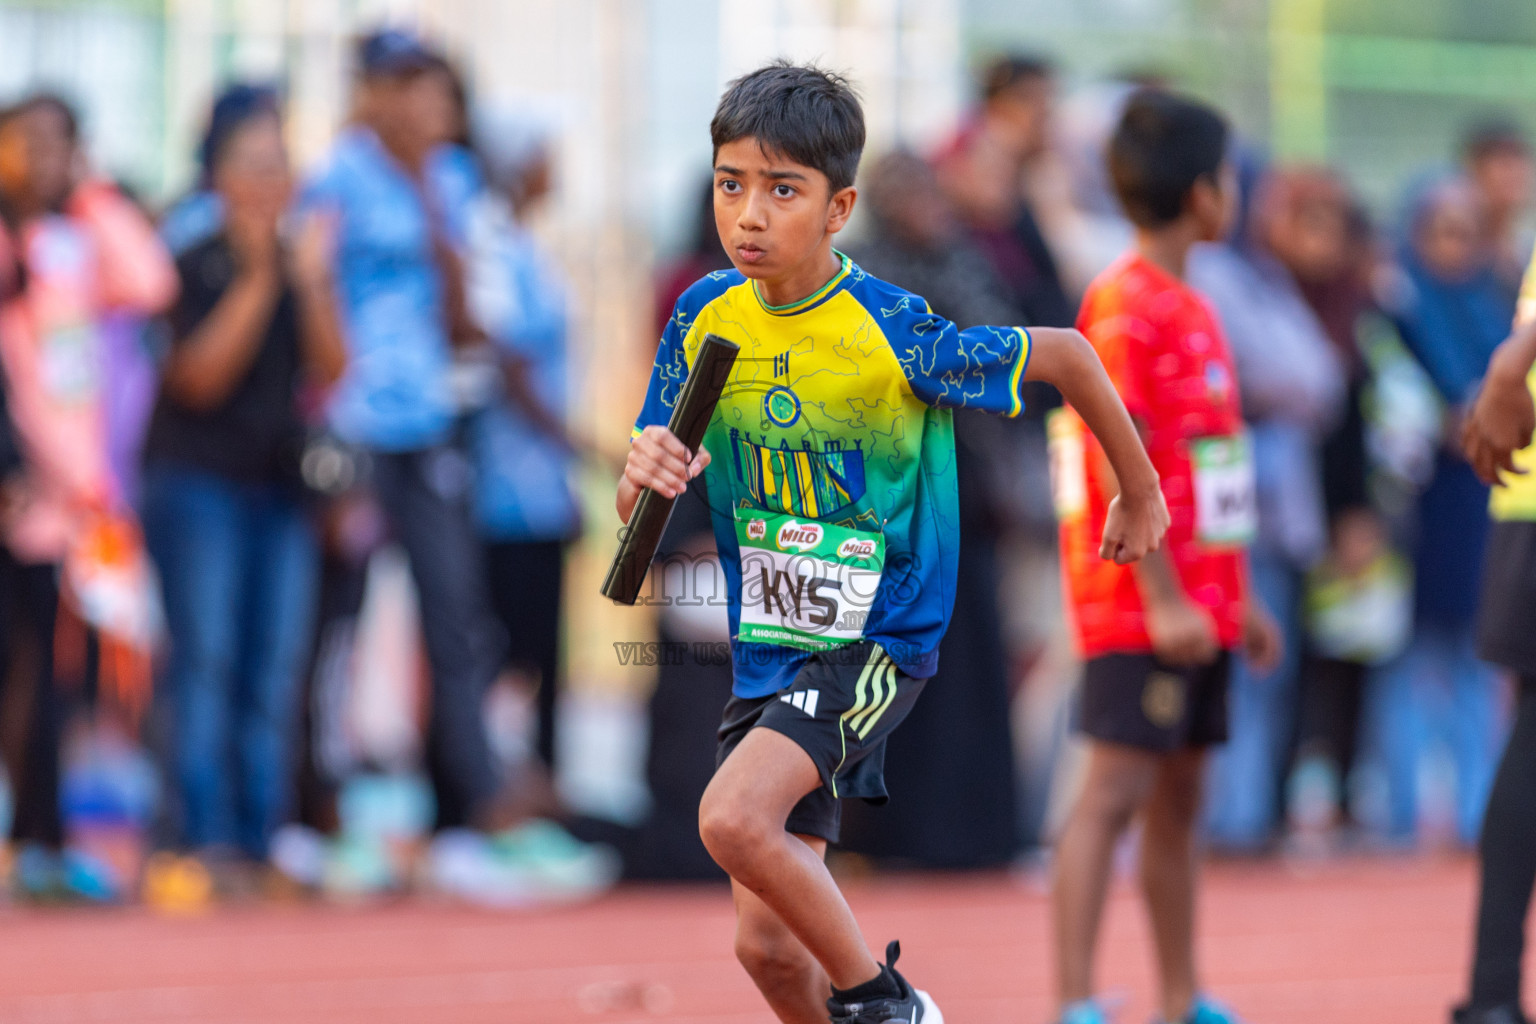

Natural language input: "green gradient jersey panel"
[633,255,1032,698]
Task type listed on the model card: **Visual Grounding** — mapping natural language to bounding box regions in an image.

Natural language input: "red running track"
[0,854,1515,1024]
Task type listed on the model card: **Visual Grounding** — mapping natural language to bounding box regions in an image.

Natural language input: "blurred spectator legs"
[368,446,504,831]
[293,545,372,836]
[1289,656,1369,833]
[0,548,65,851]
[1204,547,1303,852]
[142,465,318,860]
[1373,624,1504,846]
[484,538,566,773]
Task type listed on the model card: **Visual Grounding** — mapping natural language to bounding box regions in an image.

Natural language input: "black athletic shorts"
[1479,520,1536,677]
[715,640,926,844]
[1078,651,1232,752]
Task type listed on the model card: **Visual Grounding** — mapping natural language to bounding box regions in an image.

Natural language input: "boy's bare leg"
[700,727,881,990]
[1139,748,1206,1024]
[1053,741,1161,1009]
[733,861,833,1024]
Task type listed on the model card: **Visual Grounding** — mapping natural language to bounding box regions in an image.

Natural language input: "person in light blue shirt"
[298,30,507,848]
[465,108,581,772]
[303,124,464,449]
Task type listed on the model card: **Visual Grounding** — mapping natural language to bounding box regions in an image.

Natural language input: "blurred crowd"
[0,31,1526,908]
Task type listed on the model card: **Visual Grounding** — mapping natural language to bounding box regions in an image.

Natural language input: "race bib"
[1191,434,1256,547]
[735,509,884,652]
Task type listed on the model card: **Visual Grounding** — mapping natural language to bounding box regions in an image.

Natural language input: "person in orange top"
[1049,91,1281,1024]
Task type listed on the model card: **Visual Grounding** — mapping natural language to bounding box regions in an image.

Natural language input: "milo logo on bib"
[838,538,878,559]
[735,509,885,652]
[776,520,823,552]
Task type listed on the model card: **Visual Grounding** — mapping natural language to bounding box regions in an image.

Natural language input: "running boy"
[1050,91,1281,1024]
[620,62,1169,1024]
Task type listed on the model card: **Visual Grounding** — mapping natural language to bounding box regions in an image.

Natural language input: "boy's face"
[1189,158,1237,244]
[713,138,856,281]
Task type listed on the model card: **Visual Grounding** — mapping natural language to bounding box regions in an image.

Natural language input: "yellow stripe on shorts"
[857,659,901,740]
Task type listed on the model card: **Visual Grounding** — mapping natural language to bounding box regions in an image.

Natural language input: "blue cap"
[358,28,439,77]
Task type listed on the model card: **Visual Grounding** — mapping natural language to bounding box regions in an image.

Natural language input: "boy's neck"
[756,245,843,309]
[1134,223,1200,282]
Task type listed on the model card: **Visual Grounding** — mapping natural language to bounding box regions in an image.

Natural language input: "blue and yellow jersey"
[633,253,1033,698]
[1490,244,1536,522]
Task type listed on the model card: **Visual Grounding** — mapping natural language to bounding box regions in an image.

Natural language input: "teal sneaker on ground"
[492,819,619,901]
[1058,999,1111,1024]
[1176,996,1244,1024]
[13,844,119,903]
[61,848,120,902]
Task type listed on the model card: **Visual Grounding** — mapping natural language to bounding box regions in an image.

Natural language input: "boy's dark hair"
[1108,89,1228,228]
[710,61,865,193]
[980,54,1054,102]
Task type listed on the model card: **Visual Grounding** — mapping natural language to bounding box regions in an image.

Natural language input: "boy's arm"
[1086,419,1218,666]
[1024,327,1168,564]
[1464,320,1536,484]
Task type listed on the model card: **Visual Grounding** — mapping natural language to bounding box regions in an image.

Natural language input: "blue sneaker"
[1175,996,1244,1024]
[61,848,120,902]
[12,845,119,903]
[1058,1000,1111,1024]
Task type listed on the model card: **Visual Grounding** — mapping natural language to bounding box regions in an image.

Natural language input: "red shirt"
[1058,252,1247,656]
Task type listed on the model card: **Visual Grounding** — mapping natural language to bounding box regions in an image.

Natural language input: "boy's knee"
[699,800,770,870]
[735,925,817,993]
[1149,778,1202,830]
[1150,754,1205,827]
[1077,773,1151,830]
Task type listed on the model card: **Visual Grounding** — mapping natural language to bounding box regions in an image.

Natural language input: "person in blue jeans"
[142,85,346,873]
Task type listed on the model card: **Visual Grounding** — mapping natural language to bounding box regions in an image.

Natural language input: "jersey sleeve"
[885,294,1032,417]
[631,303,692,440]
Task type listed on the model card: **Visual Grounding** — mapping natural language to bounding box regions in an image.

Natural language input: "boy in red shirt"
[1049,91,1281,1024]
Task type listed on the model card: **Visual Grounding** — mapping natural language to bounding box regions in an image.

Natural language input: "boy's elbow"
[1025,327,1097,386]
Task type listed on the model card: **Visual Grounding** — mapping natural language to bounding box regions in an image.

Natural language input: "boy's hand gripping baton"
[601,332,739,605]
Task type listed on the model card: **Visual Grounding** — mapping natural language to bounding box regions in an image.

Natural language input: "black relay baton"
[601,332,739,605]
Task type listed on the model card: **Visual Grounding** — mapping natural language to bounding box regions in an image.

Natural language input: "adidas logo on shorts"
[780,689,820,718]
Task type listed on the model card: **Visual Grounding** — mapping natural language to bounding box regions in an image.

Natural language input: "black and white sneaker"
[827,941,944,1024]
